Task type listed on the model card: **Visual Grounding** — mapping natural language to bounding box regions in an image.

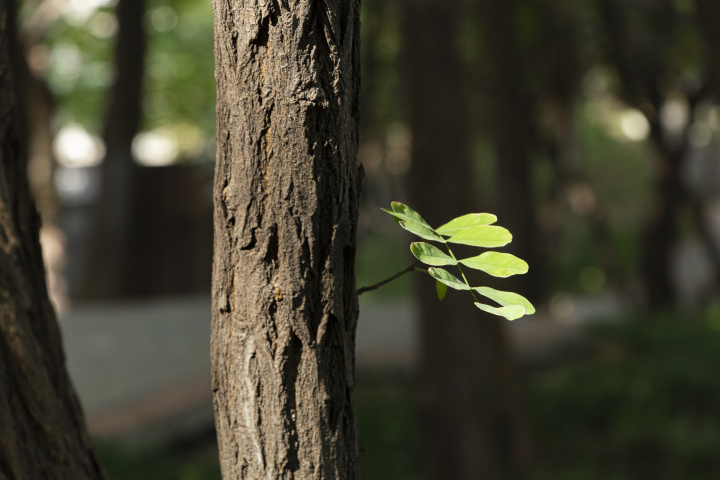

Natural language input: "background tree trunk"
[403,0,531,478]
[476,0,543,304]
[211,1,362,479]
[599,0,688,310]
[695,0,720,91]
[0,1,105,477]
[79,0,145,299]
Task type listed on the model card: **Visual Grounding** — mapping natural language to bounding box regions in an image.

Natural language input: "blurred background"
[14,0,720,477]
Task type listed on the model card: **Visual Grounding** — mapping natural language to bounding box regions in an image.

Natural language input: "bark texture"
[0,1,105,478]
[211,1,362,479]
[403,0,530,478]
[79,0,145,299]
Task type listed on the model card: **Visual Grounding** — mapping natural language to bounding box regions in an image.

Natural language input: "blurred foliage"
[142,0,215,136]
[95,440,221,480]
[31,0,720,298]
[356,369,425,480]
[95,319,720,479]
[527,319,720,480]
[40,0,215,160]
[356,233,415,300]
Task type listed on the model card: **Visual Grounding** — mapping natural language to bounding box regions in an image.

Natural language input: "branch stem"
[357,261,421,296]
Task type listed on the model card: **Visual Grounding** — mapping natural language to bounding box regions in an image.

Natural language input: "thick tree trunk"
[211,1,362,479]
[476,0,543,304]
[0,2,105,478]
[403,1,530,479]
[79,0,145,299]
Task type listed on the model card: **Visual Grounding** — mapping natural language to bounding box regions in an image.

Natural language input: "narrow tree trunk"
[476,0,543,304]
[599,0,686,309]
[211,1,362,479]
[403,1,530,478]
[695,0,720,91]
[79,0,145,299]
[640,145,684,308]
[0,1,105,477]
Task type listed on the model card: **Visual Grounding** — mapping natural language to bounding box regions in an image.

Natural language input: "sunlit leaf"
[436,280,448,300]
[411,242,456,266]
[400,221,445,243]
[474,303,526,321]
[436,213,497,236]
[447,226,512,248]
[428,267,470,290]
[380,202,431,227]
[474,287,535,314]
[459,252,528,277]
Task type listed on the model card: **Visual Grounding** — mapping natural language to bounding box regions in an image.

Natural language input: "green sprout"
[381,201,535,321]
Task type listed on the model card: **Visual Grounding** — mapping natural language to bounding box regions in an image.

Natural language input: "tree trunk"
[695,0,720,91]
[0,1,105,477]
[79,0,145,299]
[403,1,531,479]
[211,1,362,479]
[14,32,67,312]
[476,0,543,304]
[599,0,687,309]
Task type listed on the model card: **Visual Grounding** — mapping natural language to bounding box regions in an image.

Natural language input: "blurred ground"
[75,308,720,480]
[59,293,624,443]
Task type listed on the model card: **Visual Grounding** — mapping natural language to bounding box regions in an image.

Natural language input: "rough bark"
[476,0,543,304]
[403,0,530,478]
[0,1,105,478]
[211,1,362,479]
[79,0,145,299]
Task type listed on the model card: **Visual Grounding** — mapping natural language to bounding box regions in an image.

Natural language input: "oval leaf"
[436,213,497,236]
[447,226,512,248]
[474,303,526,321]
[400,221,445,243]
[474,287,535,315]
[459,252,528,277]
[436,280,448,300]
[411,242,456,266]
[380,202,430,227]
[428,267,470,290]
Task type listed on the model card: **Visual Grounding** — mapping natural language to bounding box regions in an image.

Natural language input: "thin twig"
[357,261,421,296]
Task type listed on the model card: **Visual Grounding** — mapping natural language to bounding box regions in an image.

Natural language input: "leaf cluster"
[383,202,535,320]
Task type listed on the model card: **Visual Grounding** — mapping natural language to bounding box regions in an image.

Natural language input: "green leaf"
[400,221,445,243]
[474,303,526,321]
[411,242,456,266]
[428,268,470,290]
[447,226,512,248]
[436,280,448,300]
[459,252,528,277]
[436,213,497,236]
[474,287,535,314]
[380,202,431,227]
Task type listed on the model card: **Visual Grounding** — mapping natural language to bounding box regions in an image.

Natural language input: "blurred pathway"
[59,293,625,442]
